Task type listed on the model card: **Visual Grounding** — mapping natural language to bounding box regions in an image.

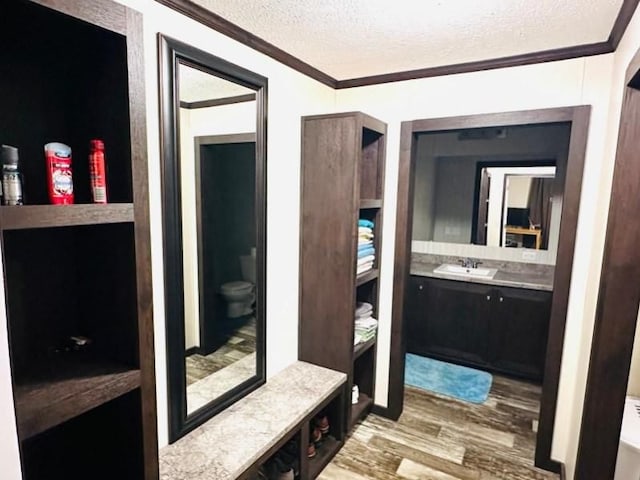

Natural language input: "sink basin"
[433,264,498,279]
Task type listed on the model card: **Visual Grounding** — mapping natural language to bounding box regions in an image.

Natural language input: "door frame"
[193,133,257,355]
[387,106,591,473]
[575,46,640,478]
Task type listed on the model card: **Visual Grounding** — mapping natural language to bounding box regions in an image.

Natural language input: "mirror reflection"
[412,123,570,253]
[178,63,258,415]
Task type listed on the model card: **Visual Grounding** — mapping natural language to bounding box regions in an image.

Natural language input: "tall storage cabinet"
[299,112,386,432]
[0,1,157,479]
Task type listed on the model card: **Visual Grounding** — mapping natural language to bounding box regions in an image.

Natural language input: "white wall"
[507,176,533,208]
[563,6,640,479]
[0,244,22,479]
[114,0,336,449]
[335,52,616,475]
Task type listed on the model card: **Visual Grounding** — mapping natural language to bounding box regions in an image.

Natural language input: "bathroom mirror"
[159,35,266,441]
[412,123,570,253]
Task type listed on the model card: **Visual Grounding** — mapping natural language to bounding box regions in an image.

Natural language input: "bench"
[159,361,347,480]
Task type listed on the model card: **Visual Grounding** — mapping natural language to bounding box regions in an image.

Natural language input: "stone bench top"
[159,361,347,480]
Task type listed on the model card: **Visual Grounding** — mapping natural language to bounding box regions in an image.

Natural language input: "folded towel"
[358,219,374,229]
[358,226,373,234]
[355,302,373,317]
[359,234,374,242]
[357,255,375,266]
[358,240,374,249]
[357,247,375,259]
[356,262,374,275]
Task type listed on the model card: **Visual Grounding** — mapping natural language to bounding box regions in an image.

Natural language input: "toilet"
[615,396,640,480]
[220,251,256,318]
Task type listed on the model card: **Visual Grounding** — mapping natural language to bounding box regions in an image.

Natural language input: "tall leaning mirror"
[159,35,267,441]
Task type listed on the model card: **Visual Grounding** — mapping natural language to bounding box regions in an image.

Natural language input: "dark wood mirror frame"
[158,34,267,442]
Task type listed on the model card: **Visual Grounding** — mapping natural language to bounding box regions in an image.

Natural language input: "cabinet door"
[422,278,491,365]
[405,276,428,355]
[489,287,552,380]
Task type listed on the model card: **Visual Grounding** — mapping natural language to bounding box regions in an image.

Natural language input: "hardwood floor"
[185,317,256,385]
[319,375,559,480]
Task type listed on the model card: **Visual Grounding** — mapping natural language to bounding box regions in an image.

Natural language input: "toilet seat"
[221,281,253,294]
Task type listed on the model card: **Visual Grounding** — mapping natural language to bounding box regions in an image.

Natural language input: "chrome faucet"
[459,258,482,269]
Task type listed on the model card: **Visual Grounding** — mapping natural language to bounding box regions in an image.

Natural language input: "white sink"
[433,264,498,279]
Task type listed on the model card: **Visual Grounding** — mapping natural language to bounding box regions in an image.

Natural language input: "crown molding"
[156,0,639,89]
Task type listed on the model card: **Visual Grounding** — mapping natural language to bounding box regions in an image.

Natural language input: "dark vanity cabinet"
[407,276,551,381]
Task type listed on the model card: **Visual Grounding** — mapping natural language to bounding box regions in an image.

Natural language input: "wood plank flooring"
[185,317,256,385]
[319,375,559,480]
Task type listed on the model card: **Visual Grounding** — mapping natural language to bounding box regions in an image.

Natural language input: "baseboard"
[371,404,401,421]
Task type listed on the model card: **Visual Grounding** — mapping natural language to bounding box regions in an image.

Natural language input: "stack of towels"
[357,219,375,275]
[354,301,378,346]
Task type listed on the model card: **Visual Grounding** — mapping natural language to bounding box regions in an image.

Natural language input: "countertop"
[159,361,346,480]
[411,261,554,291]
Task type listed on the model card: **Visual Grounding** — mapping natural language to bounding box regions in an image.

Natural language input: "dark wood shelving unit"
[356,268,379,286]
[308,436,342,478]
[299,111,386,448]
[349,393,373,428]
[0,1,157,479]
[0,204,134,230]
[14,361,140,439]
[354,338,376,361]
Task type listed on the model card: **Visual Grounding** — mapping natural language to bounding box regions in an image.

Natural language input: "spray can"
[1,145,23,206]
[44,142,74,205]
[89,139,107,204]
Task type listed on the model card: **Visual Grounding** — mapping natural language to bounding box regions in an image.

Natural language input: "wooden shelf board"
[349,393,373,429]
[356,269,379,286]
[359,199,382,209]
[353,338,376,361]
[308,435,342,479]
[0,204,134,230]
[14,359,140,439]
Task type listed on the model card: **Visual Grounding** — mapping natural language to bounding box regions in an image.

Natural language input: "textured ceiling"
[179,63,255,102]
[189,0,623,80]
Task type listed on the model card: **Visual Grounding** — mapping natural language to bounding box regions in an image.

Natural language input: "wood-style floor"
[185,317,256,385]
[319,375,559,480]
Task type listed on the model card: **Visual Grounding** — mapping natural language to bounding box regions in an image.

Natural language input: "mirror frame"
[158,34,267,442]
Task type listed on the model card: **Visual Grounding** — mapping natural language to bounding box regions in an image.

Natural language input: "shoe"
[315,415,330,435]
[307,442,316,458]
[272,457,294,480]
[311,426,323,446]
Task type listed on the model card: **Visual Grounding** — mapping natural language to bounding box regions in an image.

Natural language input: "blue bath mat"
[405,354,492,404]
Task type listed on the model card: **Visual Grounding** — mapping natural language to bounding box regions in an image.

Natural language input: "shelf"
[353,338,376,361]
[359,199,382,209]
[349,393,373,428]
[0,204,134,230]
[356,269,379,286]
[14,359,140,439]
[308,435,342,479]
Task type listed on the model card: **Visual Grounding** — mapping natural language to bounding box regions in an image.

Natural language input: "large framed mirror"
[159,35,267,442]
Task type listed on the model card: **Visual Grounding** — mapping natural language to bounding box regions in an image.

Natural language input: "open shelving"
[0,1,157,479]
[299,111,386,446]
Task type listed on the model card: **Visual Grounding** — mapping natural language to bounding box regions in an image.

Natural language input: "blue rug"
[405,354,492,404]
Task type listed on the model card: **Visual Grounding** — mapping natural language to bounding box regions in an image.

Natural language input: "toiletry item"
[89,139,107,203]
[352,385,359,405]
[1,145,23,205]
[44,142,74,204]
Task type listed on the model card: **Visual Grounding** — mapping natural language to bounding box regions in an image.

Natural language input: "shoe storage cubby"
[1,1,157,479]
[299,111,386,442]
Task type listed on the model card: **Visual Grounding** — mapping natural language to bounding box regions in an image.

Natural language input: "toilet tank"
[240,255,256,283]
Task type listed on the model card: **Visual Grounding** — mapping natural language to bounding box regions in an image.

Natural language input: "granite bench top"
[159,361,347,480]
[410,255,554,292]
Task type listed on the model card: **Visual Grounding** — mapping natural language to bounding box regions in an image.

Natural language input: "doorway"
[387,106,591,473]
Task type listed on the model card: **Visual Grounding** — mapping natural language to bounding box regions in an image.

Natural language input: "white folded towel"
[357,255,375,266]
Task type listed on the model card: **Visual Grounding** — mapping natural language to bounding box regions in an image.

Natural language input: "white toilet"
[220,250,256,318]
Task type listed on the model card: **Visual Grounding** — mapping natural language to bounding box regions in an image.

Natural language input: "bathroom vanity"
[406,256,553,381]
